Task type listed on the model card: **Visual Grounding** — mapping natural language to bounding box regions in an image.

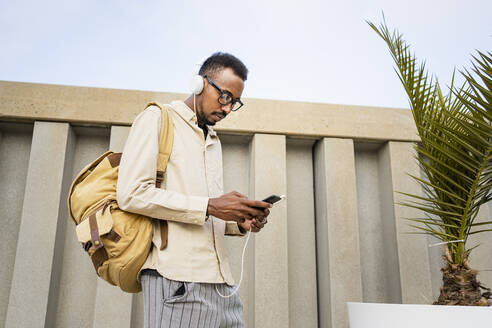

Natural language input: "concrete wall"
[1,81,491,328]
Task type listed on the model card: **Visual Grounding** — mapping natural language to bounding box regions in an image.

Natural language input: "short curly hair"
[198,52,248,81]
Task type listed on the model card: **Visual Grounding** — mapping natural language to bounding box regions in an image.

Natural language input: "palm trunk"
[434,250,491,306]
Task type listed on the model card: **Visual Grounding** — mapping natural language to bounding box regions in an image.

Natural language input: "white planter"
[347,302,492,328]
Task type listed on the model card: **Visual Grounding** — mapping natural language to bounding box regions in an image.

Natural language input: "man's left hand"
[238,216,268,233]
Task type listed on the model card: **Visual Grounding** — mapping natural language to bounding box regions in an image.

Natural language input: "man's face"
[196,67,244,127]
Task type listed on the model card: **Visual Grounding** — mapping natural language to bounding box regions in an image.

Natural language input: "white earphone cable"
[215,227,252,298]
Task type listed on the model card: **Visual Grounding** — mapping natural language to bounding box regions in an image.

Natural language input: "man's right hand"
[207,191,272,223]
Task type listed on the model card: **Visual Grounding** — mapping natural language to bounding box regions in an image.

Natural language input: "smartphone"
[262,194,286,205]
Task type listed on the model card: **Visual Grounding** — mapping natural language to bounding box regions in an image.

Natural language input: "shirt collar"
[170,100,217,137]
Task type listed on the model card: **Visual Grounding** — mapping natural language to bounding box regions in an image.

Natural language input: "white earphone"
[189,58,206,95]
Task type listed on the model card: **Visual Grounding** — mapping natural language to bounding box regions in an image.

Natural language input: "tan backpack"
[67,102,173,293]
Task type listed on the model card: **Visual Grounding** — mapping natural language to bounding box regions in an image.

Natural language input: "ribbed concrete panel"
[377,143,404,303]
[109,125,130,152]
[383,141,433,304]
[314,139,331,328]
[221,134,254,328]
[4,81,490,326]
[286,139,317,328]
[418,159,445,301]
[45,125,76,328]
[0,123,33,327]
[426,229,445,301]
[250,134,288,328]
[93,126,132,328]
[490,202,492,230]
[468,204,492,291]
[314,138,363,328]
[5,122,73,328]
[131,293,144,328]
[54,126,109,328]
[354,145,390,303]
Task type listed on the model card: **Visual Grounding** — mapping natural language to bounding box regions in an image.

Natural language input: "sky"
[1,0,491,109]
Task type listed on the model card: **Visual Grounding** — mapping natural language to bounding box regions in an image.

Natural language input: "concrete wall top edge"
[0,81,420,142]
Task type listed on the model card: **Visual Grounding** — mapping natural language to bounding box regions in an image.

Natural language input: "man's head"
[191,52,248,127]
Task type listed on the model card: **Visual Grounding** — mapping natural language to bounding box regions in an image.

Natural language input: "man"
[116,52,271,328]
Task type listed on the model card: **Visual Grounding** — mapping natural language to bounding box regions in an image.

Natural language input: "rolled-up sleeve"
[224,221,246,236]
[116,107,209,225]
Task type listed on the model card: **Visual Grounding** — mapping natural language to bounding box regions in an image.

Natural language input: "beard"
[198,111,226,127]
[197,111,215,126]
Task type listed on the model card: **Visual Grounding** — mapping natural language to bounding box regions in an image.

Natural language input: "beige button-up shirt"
[116,100,244,286]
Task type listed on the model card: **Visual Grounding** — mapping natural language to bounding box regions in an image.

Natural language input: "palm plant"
[368,18,492,306]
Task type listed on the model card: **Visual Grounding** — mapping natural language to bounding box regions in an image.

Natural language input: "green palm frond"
[368,18,492,264]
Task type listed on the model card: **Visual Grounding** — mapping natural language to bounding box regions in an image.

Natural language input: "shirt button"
[194,219,198,224]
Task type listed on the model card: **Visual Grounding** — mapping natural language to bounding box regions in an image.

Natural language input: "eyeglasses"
[205,75,244,111]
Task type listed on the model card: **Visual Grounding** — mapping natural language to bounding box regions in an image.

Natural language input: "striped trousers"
[141,269,244,328]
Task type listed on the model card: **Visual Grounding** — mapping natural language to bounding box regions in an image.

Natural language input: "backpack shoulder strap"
[144,102,174,179]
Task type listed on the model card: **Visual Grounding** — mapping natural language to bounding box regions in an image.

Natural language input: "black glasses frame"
[204,75,244,111]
